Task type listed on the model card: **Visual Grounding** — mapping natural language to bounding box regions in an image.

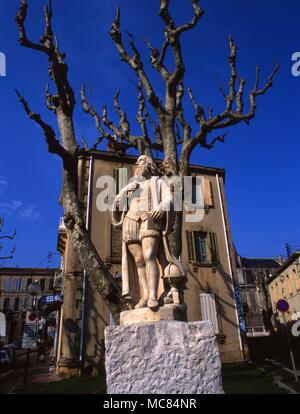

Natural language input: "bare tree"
[0,218,16,260]
[15,0,278,320]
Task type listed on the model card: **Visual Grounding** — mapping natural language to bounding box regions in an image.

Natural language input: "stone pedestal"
[105,321,224,394]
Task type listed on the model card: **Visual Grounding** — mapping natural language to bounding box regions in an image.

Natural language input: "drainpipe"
[79,156,93,367]
[216,173,244,359]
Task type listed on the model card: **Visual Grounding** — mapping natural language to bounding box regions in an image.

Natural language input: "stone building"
[236,257,280,337]
[57,150,243,377]
[0,267,58,342]
[268,250,300,324]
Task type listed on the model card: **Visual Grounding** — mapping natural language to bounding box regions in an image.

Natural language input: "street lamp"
[28,281,42,310]
[22,280,42,385]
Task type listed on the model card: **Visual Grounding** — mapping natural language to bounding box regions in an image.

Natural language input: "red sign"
[25,310,39,324]
[276,299,290,313]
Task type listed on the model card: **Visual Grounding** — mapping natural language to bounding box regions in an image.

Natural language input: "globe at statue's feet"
[147,298,159,310]
[135,299,148,309]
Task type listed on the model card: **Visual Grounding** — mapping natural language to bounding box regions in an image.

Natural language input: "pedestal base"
[105,321,223,394]
[58,359,80,378]
[120,304,187,325]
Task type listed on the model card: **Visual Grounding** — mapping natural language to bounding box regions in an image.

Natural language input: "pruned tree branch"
[15,89,74,167]
[80,83,112,147]
[16,0,75,118]
[0,218,16,261]
[143,38,170,80]
[189,36,279,151]
[110,7,163,116]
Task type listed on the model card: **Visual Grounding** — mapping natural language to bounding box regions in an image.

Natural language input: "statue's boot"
[135,299,148,309]
[147,298,159,310]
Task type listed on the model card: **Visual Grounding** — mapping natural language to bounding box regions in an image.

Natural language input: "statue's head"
[134,155,159,179]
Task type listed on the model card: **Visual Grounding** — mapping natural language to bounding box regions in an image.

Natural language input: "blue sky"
[0,0,299,267]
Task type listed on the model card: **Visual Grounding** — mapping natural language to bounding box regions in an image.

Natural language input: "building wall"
[76,152,243,369]
[57,151,244,375]
[269,255,300,324]
[237,260,279,337]
[0,268,57,342]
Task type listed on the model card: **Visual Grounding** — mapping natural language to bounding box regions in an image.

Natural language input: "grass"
[14,362,288,394]
[222,362,288,394]
[15,374,107,394]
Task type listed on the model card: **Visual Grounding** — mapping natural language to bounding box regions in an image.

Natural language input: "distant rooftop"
[0,267,58,276]
[241,257,280,270]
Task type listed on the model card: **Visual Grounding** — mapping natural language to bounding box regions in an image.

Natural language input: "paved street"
[0,350,58,394]
[257,359,300,394]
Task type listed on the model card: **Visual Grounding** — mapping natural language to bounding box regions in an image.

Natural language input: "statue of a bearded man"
[112,155,186,311]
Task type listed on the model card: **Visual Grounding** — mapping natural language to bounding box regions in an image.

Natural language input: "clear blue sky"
[0,0,299,267]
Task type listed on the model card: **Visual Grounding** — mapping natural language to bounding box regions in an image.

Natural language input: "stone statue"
[112,155,187,312]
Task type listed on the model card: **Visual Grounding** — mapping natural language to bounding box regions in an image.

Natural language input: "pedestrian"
[36,340,45,364]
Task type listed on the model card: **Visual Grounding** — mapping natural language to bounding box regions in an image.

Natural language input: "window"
[286,275,293,295]
[281,280,286,298]
[49,278,54,290]
[275,283,279,301]
[5,277,13,292]
[27,279,32,290]
[186,231,219,265]
[200,293,219,334]
[271,286,275,303]
[3,298,10,312]
[194,232,208,263]
[13,298,20,312]
[293,269,300,290]
[16,278,23,291]
[40,279,45,291]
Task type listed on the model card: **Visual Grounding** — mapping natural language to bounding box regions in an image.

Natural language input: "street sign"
[41,294,61,305]
[25,310,39,324]
[22,324,38,349]
[276,299,290,313]
[0,312,6,337]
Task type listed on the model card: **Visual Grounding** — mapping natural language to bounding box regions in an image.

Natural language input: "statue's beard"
[134,165,150,179]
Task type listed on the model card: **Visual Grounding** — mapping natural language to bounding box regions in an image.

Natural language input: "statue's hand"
[150,208,165,221]
[127,182,140,192]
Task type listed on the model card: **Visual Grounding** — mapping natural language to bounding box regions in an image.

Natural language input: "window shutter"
[209,232,220,264]
[186,231,195,262]
[119,168,128,190]
[112,168,127,205]
[113,168,119,194]
[200,293,219,334]
[204,178,213,208]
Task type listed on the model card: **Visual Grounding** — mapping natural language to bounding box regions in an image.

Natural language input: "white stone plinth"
[105,320,224,394]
